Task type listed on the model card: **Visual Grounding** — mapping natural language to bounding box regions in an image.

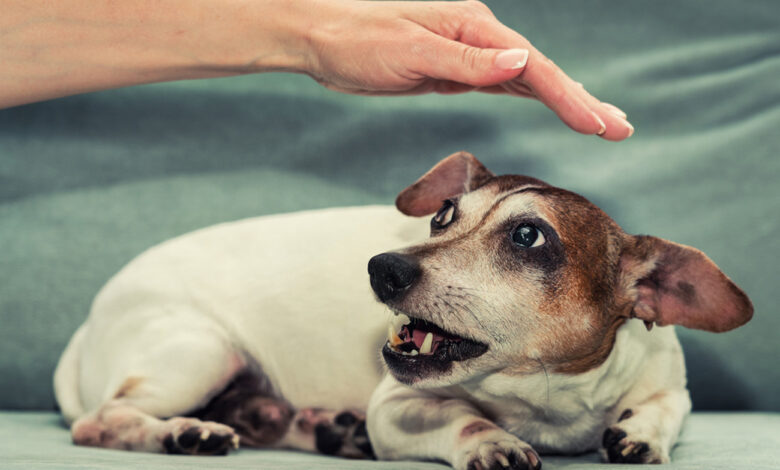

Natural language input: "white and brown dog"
[54,152,752,469]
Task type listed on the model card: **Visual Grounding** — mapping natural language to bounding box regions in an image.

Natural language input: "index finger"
[477,20,633,140]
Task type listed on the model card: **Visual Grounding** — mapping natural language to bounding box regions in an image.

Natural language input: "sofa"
[1,1,778,468]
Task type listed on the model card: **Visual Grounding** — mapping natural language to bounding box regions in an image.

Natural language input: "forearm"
[0,0,312,108]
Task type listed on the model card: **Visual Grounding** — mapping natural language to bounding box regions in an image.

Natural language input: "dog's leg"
[186,371,373,458]
[368,376,541,470]
[601,388,691,464]
[72,400,239,454]
[187,371,293,448]
[276,407,374,459]
[71,331,245,454]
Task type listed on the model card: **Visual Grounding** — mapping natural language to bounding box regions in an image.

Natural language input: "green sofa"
[1,1,778,468]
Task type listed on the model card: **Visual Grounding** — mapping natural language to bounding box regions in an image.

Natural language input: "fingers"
[472,20,634,140]
[562,75,634,141]
[476,83,536,99]
[410,34,532,88]
[519,55,609,136]
[519,50,634,140]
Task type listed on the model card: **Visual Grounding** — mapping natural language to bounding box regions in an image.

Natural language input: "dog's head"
[369,152,753,387]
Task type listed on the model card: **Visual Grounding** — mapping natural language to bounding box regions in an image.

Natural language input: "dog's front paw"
[163,418,239,456]
[454,430,541,470]
[288,408,374,459]
[601,425,668,464]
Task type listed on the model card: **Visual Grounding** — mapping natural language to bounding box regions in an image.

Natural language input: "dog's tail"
[53,324,87,425]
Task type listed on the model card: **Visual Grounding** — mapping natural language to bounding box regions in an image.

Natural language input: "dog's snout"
[368,253,420,302]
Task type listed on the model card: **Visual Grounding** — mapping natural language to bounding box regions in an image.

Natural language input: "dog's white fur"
[55,201,692,466]
[56,150,755,467]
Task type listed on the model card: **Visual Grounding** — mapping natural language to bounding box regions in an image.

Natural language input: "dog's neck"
[451,320,650,422]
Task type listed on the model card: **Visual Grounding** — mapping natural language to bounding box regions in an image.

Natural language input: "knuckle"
[463,0,494,17]
[456,0,494,22]
[461,46,484,72]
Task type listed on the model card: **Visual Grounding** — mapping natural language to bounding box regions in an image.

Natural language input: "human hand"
[304,0,632,141]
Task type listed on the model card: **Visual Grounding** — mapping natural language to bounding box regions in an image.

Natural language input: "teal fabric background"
[3,412,780,469]
[1,0,778,420]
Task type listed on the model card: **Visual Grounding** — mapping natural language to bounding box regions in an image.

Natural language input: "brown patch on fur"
[189,371,293,447]
[113,377,144,399]
[481,174,550,194]
[396,151,495,216]
[553,317,626,374]
[620,235,753,332]
[527,189,626,375]
[460,420,496,438]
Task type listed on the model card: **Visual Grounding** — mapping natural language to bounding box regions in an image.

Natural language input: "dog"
[54,151,752,469]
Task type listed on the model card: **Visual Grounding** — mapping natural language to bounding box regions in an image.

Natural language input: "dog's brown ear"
[396,151,494,216]
[618,235,753,332]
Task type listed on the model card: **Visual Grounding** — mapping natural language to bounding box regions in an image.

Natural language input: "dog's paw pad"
[163,419,238,456]
[602,427,662,464]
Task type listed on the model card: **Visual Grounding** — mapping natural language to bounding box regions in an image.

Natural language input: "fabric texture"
[1,412,779,469]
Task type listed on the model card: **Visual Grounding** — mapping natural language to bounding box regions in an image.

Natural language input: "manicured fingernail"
[495,49,529,70]
[592,112,607,135]
[602,102,627,119]
[625,119,634,137]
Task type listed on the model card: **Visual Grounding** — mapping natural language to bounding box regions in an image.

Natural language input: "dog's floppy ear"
[619,235,753,332]
[396,151,494,216]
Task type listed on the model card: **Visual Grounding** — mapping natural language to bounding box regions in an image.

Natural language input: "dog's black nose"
[368,253,420,302]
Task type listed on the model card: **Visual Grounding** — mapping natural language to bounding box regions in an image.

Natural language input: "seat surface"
[2,412,779,469]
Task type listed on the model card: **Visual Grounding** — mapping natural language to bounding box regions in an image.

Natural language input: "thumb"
[418,37,529,87]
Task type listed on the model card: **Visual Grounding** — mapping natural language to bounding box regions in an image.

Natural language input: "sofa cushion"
[1,412,778,469]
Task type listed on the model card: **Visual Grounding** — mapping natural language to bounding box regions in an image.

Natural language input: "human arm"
[0,0,632,140]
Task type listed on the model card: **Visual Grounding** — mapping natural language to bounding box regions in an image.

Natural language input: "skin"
[1,0,633,140]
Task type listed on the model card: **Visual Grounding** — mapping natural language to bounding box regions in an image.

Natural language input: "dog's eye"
[431,200,456,229]
[511,223,545,248]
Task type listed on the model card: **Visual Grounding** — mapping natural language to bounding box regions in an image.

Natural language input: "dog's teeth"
[388,313,411,334]
[391,312,411,327]
[200,429,211,440]
[420,333,433,355]
[388,324,403,346]
[232,435,240,449]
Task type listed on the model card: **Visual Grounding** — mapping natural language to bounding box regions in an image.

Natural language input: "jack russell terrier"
[54,152,752,469]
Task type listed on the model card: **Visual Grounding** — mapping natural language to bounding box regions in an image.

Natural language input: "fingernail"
[592,112,606,135]
[625,120,634,137]
[495,49,529,70]
[602,102,627,119]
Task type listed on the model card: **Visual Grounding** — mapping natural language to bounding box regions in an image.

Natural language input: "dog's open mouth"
[382,312,487,382]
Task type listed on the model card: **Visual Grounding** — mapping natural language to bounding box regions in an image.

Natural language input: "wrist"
[192,0,314,76]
